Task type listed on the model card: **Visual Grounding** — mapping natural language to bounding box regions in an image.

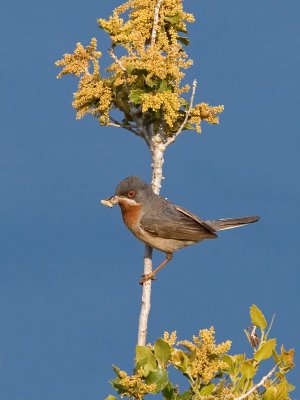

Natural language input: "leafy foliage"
[106,306,295,400]
[56,0,223,137]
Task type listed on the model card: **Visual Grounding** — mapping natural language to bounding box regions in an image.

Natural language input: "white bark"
[137,246,153,346]
[235,365,278,400]
[137,137,166,346]
[151,0,163,47]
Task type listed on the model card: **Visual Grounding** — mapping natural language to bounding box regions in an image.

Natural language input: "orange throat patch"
[118,200,142,229]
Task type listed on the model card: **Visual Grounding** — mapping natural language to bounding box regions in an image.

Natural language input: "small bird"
[101,176,259,284]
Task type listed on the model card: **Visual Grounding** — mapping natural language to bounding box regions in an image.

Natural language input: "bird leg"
[139,253,173,284]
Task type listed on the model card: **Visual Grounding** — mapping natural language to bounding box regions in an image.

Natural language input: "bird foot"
[139,274,157,285]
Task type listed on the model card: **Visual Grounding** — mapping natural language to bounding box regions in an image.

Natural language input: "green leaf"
[145,77,157,88]
[235,375,247,391]
[250,305,267,330]
[105,396,118,400]
[254,339,276,362]
[183,123,196,131]
[262,387,277,400]
[280,346,295,369]
[125,64,135,75]
[272,350,281,364]
[145,369,169,392]
[164,15,181,24]
[177,36,190,46]
[240,361,256,379]
[177,391,190,400]
[129,89,144,104]
[110,377,125,395]
[177,26,188,34]
[112,365,122,377]
[171,349,190,372]
[276,383,289,400]
[162,383,177,400]
[135,358,152,376]
[222,354,234,373]
[158,80,170,93]
[232,353,246,364]
[154,338,171,364]
[199,384,215,395]
[136,346,157,369]
[177,390,191,400]
[286,382,296,392]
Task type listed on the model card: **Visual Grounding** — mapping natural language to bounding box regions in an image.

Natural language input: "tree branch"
[235,365,278,400]
[108,49,127,72]
[109,117,143,137]
[166,79,197,146]
[151,0,163,47]
[137,138,166,346]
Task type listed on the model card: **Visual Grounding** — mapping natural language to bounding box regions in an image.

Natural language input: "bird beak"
[101,195,119,208]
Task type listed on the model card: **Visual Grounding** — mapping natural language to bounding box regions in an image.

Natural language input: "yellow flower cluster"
[202,387,236,400]
[97,0,198,131]
[99,0,194,52]
[163,331,177,346]
[56,38,101,78]
[56,0,224,135]
[141,91,181,127]
[72,74,112,124]
[56,39,113,124]
[118,369,157,399]
[189,103,225,133]
[178,327,231,384]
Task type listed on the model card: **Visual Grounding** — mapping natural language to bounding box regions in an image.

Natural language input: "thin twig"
[108,49,127,72]
[107,122,122,128]
[235,365,278,400]
[265,314,276,339]
[151,0,163,47]
[108,50,151,142]
[109,117,142,137]
[166,79,197,146]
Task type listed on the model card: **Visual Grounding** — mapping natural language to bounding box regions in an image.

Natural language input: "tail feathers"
[206,216,260,231]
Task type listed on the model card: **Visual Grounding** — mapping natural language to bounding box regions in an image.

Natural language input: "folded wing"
[140,200,217,241]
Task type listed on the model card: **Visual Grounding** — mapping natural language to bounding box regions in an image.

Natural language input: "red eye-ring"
[128,190,136,198]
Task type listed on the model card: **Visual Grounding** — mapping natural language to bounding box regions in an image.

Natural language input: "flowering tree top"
[56,0,223,145]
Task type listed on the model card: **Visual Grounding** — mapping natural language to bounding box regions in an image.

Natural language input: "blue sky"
[1,0,299,398]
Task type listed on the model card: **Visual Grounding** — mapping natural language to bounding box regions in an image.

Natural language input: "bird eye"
[128,190,136,198]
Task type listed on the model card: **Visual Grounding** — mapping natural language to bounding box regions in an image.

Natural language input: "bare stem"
[151,0,163,47]
[137,138,166,346]
[108,49,126,72]
[235,365,278,400]
[109,117,142,137]
[166,79,197,145]
[137,246,153,346]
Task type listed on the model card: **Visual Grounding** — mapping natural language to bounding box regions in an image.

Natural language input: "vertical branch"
[151,0,163,47]
[137,137,166,346]
[166,79,197,145]
[137,246,153,346]
[137,0,165,347]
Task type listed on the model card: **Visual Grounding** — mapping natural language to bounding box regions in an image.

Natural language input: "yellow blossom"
[178,327,231,384]
[117,369,157,399]
[56,0,224,134]
[56,38,101,78]
[163,331,177,346]
[189,103,225,133]
[73,74,112,124]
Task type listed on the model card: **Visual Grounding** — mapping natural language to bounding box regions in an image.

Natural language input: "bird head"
[101,176,152,208]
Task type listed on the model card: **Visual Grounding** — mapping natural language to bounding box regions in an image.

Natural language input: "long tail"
[206,216,260,231]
